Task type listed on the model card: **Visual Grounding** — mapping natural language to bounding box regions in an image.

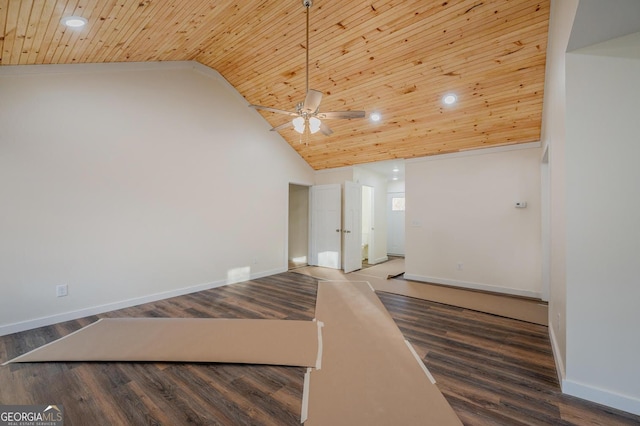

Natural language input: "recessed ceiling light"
[370,112,381,122]
[392,167,399,172]
[61,16,87,28]
[392,176,399,181]
[442,93,457,105]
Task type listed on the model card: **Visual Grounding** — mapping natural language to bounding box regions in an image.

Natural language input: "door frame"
[309,184,342,269]
[361,185,375,264]
[287,183,311,270]
[343,181,363,273]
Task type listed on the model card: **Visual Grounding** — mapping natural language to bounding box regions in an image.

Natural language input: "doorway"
[288,184,310,270]
[387,192,405,256]
[361,185,375,264]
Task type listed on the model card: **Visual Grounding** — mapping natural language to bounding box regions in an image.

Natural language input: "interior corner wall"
[564,50,640,414]
[0,62,314,335]
[404,146,542,298]
[543,0,579,385]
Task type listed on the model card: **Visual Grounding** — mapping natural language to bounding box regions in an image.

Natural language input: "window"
[391,197,405,211]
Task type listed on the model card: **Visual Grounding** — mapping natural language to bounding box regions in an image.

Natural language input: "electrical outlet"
[56,284,68,297]
[456,262,463,271]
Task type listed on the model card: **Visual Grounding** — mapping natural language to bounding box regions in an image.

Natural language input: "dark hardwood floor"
[1,272,638,425]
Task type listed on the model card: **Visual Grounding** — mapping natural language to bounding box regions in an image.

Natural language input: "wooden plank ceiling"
[0,0,550,170]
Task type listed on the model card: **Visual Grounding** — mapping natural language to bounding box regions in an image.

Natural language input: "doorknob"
[336,229,341,233]
[343,230,351,233]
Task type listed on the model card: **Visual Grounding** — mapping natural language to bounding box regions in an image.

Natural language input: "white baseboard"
[562,378,640,416]
[548,325,566,387]
[548,314,640,416]
[369,256,389,265]
[0,267,286,337]
[403,274,542,299]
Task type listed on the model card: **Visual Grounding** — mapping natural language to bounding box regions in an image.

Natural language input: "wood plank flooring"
[1,272,639,425]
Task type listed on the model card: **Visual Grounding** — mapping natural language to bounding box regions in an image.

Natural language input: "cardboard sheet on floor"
[304,281,462,425]
[353,258,405,279]
[365,275,548,326]
[4,318,319,367]
[292,265,346,281]
[293,262,547,326]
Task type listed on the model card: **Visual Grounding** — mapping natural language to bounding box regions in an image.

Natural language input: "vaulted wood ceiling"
[0,0,549,170]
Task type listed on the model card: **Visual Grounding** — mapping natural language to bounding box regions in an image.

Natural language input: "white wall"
[0,62,314,335]
[405,145,542,298]
[387,180,405,193]
[543,0,579,384]
[314,167,353,185]
[564,43,640,414]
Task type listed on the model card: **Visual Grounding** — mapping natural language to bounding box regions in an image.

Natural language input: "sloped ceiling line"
[0,0,550,170]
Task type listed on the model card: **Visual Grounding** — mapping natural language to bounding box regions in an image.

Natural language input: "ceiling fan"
[249,0,366,141]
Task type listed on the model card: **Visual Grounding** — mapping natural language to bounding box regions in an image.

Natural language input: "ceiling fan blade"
[320,122,333,136]
[249,104,298,116]
[317,110,366,119]
[271,121,294,132]
[302,89,323,113]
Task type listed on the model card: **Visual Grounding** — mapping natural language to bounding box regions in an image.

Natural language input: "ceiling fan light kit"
[293,116,322,134]
[249,0,366,143]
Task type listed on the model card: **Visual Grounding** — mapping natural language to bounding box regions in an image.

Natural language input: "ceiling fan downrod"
[303,0,312,95]
[247,0,365,139]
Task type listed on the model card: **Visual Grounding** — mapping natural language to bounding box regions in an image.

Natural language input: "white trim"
[0,267,285,337]
[315,321,324,370]
[314,165,353,175]
[403,273,542,299]
[368,255,389,265]
[189,61,252,109]
[562,379,640,416]
[404,340,436,384]
[251,267,287,280]
[0,60,197,76]
[301,367,312,423]
[548,325,566,388]
[405,141,541,164]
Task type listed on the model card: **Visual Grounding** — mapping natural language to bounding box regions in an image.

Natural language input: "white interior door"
[309,184,342,269]
[343,181,362,273]
[387,192,405,256]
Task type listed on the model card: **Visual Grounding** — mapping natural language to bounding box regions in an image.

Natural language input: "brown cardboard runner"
[303,280,462,425]
[293,262,548,326]
[5,278,462,424]
[353,258,405,279]
[365,275,548,326]
[4,318,320,367]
